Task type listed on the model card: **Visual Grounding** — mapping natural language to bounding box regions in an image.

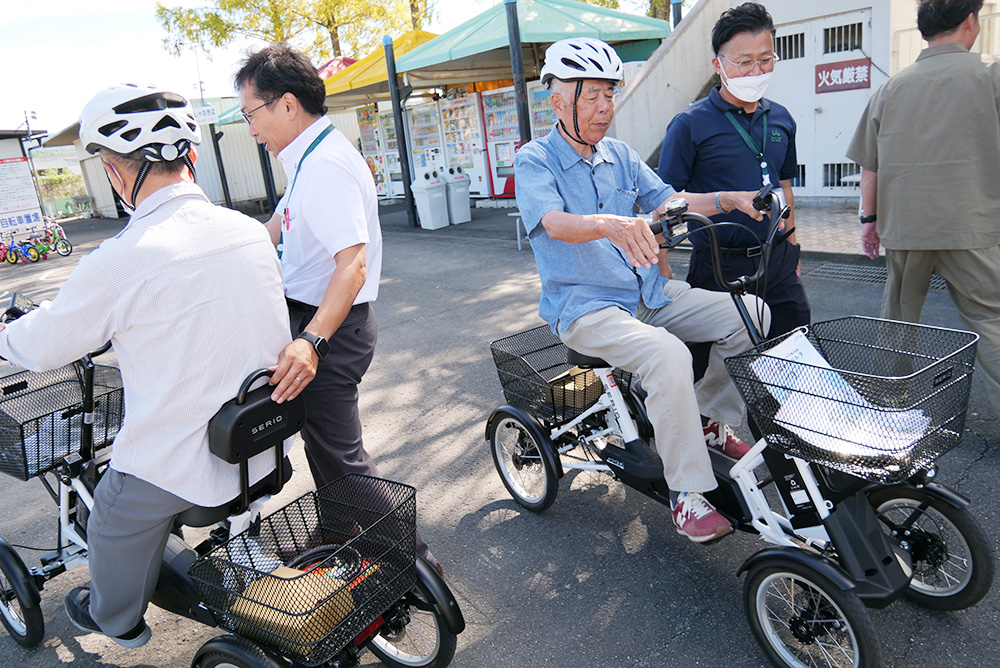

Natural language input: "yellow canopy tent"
[324,30,438,109]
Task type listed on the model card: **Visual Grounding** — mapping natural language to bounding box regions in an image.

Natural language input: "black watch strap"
[859,214,877,224]
[296,331,330,359]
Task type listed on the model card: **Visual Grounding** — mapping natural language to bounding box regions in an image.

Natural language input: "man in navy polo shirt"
[658,2,809,345]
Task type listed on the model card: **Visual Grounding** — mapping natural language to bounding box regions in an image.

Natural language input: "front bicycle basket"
[188,475,417,667]
[491,325,631,423]
[0,364,124,480]
[725,317,978,483]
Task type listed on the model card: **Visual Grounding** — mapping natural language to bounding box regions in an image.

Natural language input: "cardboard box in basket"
[548,366,604,411]
[231,566,354,654]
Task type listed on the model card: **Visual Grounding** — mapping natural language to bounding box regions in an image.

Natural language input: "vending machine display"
[480,86,521,198]
[408,102,444,174]
[529,84,556,140]
[377,110,405,197]
[356,105,388,198]
[439,93,488,197]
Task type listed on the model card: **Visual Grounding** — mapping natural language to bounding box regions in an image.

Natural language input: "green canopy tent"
[395,0,670,87]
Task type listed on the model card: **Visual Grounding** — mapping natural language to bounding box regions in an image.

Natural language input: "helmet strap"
[559,80,595,153]
[131,161,152,211]
[184,155,196,182]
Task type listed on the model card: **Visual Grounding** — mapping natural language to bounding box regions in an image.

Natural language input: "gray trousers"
[560,280,768,492]
[883,246,1000,413]
[88,468,194,636]
[289,302,438,569]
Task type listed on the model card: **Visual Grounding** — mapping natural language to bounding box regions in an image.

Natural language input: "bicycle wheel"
[5,249,18,264]
[868,486,994,610]
[369,579,458,668]
[56,238,72,256]
[489,410,558,512]
[193,635,280,668]
[744,555,881,668]
[26,248,39,262]
[0,540,44,647]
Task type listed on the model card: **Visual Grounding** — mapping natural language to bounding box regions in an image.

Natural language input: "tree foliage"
[39,170,85,201]
[156,0,431,62]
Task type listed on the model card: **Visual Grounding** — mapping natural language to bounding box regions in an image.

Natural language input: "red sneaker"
[671,492,734,543]
[704,420,751,459]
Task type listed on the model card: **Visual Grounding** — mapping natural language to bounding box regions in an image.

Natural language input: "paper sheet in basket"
[751,330,932,461]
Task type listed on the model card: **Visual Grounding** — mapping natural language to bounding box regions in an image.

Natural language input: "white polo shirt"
[276,117,383,307]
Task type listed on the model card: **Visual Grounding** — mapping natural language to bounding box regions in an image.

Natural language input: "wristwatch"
[859,214,877,225]
[296,331,330,359]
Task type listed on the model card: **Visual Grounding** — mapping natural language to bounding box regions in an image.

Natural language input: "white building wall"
[0,138,24,160]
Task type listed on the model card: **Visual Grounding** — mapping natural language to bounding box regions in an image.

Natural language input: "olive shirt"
[847,43,1000,250]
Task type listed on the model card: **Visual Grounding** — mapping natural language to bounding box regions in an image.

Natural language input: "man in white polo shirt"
[235,45,441,574]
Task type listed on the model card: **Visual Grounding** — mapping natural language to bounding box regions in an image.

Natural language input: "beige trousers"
[884,246,1000,413]
[561,280,769,493]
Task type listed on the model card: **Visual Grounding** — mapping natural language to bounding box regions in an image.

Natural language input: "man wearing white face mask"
[658,2,808,358]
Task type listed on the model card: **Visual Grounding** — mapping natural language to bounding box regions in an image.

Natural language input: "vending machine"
[377,109,405,198]
[528,82,557,140]
[480,86,521,198]
[407,101,445,175]
[356,105,389,198]
[438,93,489,197]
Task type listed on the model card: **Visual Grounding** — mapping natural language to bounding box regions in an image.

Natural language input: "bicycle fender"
[485,405,563,479]
[0,536,42,607]
[737,546,856,592]
[189,634,286,668]
[876,481,970,510]
[415,556,466,635]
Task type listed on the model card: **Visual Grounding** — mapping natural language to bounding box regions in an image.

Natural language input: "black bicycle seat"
[566,348,611,368]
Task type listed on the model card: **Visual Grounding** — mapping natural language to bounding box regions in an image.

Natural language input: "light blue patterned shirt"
[515,126,675,333]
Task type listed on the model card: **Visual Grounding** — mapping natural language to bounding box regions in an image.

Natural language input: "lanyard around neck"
[724,110,770,187]
[278,125,334,258]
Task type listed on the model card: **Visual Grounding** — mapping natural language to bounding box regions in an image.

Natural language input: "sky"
[0,0,501,136]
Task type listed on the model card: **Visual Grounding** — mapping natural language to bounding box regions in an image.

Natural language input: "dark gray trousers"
[289,302,438,569]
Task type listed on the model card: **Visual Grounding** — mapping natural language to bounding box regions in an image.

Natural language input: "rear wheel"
[5,249,18,264]
[744,556,881,668]
[489,410,558,512]
[26,248,39,262]
[370,579,458,668]
[868,486,994,610]
[56,239,72,256]
[0,541,44,647]
[193,636,279,668]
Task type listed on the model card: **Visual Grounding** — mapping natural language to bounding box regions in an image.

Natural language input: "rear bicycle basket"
[0,364,124,480]
[725,317,978,483]
[490,325,632,423]
[188,474,417,667]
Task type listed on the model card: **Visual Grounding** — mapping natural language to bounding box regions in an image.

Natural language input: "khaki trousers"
[883,246,1000,413]
[561,280,769,493]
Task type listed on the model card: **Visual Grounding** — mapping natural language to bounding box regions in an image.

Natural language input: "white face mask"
[720,68,774,103]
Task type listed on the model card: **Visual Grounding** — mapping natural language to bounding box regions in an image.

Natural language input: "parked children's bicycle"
[3,234,40,264]
[486,186,994,668]
[30,220,73,260]
[0,294,464,668]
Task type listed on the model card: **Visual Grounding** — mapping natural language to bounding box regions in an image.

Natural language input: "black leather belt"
[286,297,316,311]
[704,228,794,258]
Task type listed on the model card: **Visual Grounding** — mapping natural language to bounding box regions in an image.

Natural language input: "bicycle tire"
[56,238,72,256]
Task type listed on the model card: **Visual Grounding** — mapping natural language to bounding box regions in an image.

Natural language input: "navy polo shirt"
[657,86,797,249]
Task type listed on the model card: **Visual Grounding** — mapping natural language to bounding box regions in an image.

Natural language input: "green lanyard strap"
[724,110,770,187]
[278,124,334,258]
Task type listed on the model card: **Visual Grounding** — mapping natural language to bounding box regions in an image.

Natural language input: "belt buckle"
[746,246,763,258]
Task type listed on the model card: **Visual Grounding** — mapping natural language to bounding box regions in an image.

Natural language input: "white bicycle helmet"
[79,85,201,210]
[540,37,623,85]
[79,84,201,161]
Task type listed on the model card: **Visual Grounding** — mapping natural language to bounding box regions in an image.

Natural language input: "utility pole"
[22,110,44,213]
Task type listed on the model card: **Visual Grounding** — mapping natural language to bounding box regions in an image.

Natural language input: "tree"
[38,170,85,202]
[156,0,421,62]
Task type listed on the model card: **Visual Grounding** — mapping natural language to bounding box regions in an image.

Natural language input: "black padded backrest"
[207,374,305,463]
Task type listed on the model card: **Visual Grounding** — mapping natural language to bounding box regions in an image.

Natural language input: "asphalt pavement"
[0,212,996,668]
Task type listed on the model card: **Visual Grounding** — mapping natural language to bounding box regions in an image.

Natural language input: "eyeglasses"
[241,96,281,123]
[718,53,780,75]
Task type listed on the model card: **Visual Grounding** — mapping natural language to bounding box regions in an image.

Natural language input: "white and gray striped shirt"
[0,183,291,506]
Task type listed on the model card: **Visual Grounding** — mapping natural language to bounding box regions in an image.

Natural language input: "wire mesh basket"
[188,475,417,667]
[725,317,978,483]
[491,325,632,423]
[0,364,124,480]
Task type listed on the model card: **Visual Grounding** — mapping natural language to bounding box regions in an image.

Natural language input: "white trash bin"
[443,166,472,225]
[411,170,449,230]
